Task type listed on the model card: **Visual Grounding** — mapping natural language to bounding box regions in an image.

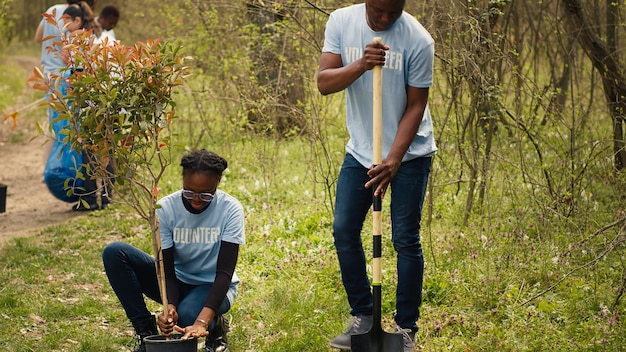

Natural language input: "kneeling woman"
[102,149,245,352]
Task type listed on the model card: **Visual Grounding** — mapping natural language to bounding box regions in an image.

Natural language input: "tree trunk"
[245,1,305,137]
[563,0,626,171]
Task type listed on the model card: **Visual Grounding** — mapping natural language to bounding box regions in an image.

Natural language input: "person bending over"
[102,149,245,352]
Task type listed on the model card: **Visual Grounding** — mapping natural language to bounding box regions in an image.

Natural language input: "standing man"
[317,0,436,351]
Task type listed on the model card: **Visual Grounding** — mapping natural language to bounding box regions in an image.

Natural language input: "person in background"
[102,149,245,352]
[36,1,107,210]
[35,0,96,174]
[35,0,96,76]
[317,0,436,351]
[61,1,101,42]
[73,3,120,208]
[60,1,109,211]
[96,4,120,43]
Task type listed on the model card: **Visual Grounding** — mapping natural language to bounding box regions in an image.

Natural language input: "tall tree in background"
[563,0,626,171]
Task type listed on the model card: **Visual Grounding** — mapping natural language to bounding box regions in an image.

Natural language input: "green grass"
[1,136,625,351]
[0,59,27,114]
[1,42,45,139]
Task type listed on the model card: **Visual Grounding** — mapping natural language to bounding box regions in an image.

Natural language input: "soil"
[0,54,81,247]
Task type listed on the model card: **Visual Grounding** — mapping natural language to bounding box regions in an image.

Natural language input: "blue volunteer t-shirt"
[40,4,68,76]
[322,4,437,167]
[156,189,245,286]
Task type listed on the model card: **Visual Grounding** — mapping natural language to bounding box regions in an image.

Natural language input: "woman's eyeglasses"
[182,190,215,203]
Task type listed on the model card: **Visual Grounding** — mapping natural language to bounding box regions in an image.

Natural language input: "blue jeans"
[332,153,430,331]
[102,242,234,329]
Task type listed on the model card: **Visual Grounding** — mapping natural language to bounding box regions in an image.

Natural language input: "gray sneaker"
[329,315,373,350]
[394,325,416,352]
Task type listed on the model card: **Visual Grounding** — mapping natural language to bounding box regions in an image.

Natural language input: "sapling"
[29,21,192,320]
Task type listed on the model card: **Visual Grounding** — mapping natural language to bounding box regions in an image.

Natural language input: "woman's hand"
[175,320,210,340]
[156,306,179,337]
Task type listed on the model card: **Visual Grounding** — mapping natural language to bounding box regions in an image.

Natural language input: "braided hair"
[180,149,228,177]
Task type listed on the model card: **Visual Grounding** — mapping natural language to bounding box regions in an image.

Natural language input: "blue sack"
[44,139,84,203]
[43,80,84,203]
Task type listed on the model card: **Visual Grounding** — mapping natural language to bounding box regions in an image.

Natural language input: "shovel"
[351,37,404,352]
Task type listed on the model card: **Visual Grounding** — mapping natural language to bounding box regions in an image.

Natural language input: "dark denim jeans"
[332,153,430,331]
[102,242,233,328]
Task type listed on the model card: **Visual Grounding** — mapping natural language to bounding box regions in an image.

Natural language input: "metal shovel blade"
[351,328,404,352]
[350,285,403,352]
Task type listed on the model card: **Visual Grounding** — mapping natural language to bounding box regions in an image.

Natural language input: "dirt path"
[0,55,81,247]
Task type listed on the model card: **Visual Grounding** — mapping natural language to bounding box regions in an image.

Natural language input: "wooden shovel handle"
[373,37,383,166]
[152,216,169,320]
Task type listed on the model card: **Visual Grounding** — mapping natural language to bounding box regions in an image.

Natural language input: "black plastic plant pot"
[144,334,197,352]
[0,184,7,213]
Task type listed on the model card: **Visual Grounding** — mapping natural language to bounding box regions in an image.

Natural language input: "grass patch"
[1,136,625,351]
[0,58,26,113]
